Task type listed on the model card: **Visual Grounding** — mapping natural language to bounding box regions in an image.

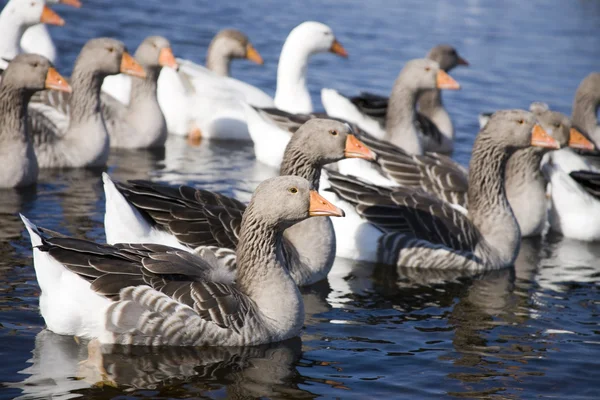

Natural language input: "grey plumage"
[328,110,546,270]
[23,176,322,346]
[104,36,171,149]
[28,38,131,168]
[108,119,355,286]
[0,54,59,188]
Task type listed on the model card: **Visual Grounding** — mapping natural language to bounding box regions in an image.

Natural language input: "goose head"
[287,119,375,166]
[249,176,344,229]
[484,110,560,151]
[397,58,460,93]
[3,0,65,27]
[134,36,178,72]
[426,45,468,72]
[208,29,263,65]
[76,38,146,79]
[2,53,71,93]
[528,103,595,151]
[285,21,347,57]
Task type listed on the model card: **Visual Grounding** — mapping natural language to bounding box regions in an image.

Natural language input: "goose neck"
[418,88,443,112]
[0,11,28,59]
[572,90,599,145]
[129,66,161,108]
[206,45,232,77]
[69,64,106,124]
[385,83,422,154]
[0,84,31,142]
[274,41,311,113]
[279,148,321,190]
[468,137,520,265]
[236,206,288,296]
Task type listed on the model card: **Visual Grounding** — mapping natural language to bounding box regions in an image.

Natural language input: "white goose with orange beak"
[0,0,68,69]
[20,0,82,63]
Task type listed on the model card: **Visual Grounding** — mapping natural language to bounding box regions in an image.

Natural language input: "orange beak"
[120,52,147,79]
[59,0,82,8]
[329,39,348,58]
[45,67,72,93]
[436,70,460,90]
[568,127,595,151]
[158,47,178,70]
[345,134,376,161]
[245,44,264,65]
[309,191,345,217]
[40,5,65,26]
[531,124,560,149]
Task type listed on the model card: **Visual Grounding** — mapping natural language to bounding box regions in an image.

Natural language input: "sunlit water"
[1,0,600,398]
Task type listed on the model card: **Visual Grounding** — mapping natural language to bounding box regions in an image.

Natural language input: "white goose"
[543,149,600,241]
[21,176,344,346]
[20,0,81,63]
[0,0,65,69]
[539,73,600,241]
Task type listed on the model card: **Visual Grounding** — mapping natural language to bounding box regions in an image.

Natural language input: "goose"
[321,45,467,153]
[172,21,347,141]
[323,110,560,268]
[20,0,81,63]
[205,28,264,77]
[27,38,146,168]
[246,58,458,168]
[0,54,71,188]
[376,107,595,237]
[543,149,600,241]
[102,36,178,149]
[0,0,65,69]
[102,28,264,106]
[20,175,345,346]
[104,22,346,141]
[571,72,600,147]
[103,119,373,286]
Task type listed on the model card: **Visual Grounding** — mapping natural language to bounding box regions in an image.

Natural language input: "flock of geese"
[1,0,600,347]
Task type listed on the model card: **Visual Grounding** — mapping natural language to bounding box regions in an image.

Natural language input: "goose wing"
[116,180,245,250]
[569,170,600,200]
[30,85,72,116]
[349,92,388,127]
[326,170,480,251]
[35,228,253,341]
[28,103,70,144]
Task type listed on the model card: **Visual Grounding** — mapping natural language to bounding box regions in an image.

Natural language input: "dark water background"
[1,0,600,398]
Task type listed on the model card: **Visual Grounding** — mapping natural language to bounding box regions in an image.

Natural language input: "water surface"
[1,0,600,398]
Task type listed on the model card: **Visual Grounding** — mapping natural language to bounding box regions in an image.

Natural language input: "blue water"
[1,0,600,398]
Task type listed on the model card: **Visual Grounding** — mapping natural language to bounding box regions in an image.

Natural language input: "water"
[1,0,600,398]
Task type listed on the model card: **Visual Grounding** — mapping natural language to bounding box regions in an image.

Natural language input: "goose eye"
[288,187,298,194]
[31,2,35,6]
[517,119,524,125]
[425,67,431,72]
[107,47,115,53]
[554,123,561,128]
[32,62,38,68]
[328,129,339,136]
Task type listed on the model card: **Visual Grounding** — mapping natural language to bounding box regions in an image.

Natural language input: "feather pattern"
[33,226,258,345]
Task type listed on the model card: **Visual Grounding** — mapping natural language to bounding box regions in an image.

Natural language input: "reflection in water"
[1,0,599,397]
[11,331,313,400]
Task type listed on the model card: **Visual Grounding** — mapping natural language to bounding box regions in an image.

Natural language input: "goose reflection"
[536,233,600,293]
[11,330,313,399]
